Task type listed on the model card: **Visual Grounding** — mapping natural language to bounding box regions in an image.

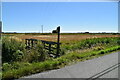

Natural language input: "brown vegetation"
[13,34,118,43]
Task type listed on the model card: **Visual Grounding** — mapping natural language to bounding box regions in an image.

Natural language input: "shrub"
[2,63,12,72]
[23,41,47,63]
[117,40,120,45]
[13,50,24,61]
[99,50,105,54]
[2,37,26,63]
[94,46,104,51]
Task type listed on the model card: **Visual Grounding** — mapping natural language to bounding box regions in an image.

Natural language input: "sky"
[2,2,118,33]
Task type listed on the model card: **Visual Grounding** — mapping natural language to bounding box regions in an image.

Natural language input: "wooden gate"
[25,39,61,58]
[25,26,61,58]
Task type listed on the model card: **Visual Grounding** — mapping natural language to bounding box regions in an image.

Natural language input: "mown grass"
[2,45,120,79]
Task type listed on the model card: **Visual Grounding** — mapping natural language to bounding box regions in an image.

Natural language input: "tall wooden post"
[56,26,60,57]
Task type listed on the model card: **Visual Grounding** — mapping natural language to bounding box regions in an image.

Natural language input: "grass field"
[1,33,120,79]
[3,33,119,43]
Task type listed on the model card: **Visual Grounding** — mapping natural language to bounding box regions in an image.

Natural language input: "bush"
[13,50,24,61]
[99,50,105,54]
[2,36,48,63]
[2,37,26,63]
[117,40,120,45]
[23,41,47,63]
[2,63,12,72]
[94,46,104,51]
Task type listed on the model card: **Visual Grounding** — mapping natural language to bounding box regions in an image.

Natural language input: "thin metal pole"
[41,25,43,33]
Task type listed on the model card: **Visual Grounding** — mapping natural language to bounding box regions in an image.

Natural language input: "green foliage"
[62,37,120,51]
[2,37,25,63]
[2,63,12,72]
[23,41,47,63]
[117,40,120,45]
[13,50,24,61]
[94,46,104,51]
[2,45,120,79]
[99,50,105,54]
[2,36,120,79]
[2,36,48,63]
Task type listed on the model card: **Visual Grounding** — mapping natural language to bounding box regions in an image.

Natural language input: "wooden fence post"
[25,28,61,58]
[28,40,30,48]
[56,26,60,57]
[49,44,51,54]
[31,40,34,47]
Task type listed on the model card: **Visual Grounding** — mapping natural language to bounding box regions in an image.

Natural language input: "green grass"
[61,37,120,51]
[2,45,120,79]
[2,36,48,63]
[2,36,120,79]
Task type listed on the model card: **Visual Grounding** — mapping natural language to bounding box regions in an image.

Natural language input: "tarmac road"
[22,51,119,79]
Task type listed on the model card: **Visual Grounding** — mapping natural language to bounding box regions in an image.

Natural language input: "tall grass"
[2,36,120,79]
[62,37,120,51]
[2,37,25,63]
[2,45,120,79]
[2,36,49,63]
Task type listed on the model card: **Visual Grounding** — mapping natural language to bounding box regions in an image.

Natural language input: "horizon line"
[2,31,118,33]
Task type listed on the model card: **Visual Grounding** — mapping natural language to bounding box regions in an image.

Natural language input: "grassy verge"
[2,37,120,79]
[2,45,120,79]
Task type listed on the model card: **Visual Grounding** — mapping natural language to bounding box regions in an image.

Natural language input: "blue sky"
[2,2,118,33]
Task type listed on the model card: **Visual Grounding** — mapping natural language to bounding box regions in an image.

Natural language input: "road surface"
[21,51,119,79]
